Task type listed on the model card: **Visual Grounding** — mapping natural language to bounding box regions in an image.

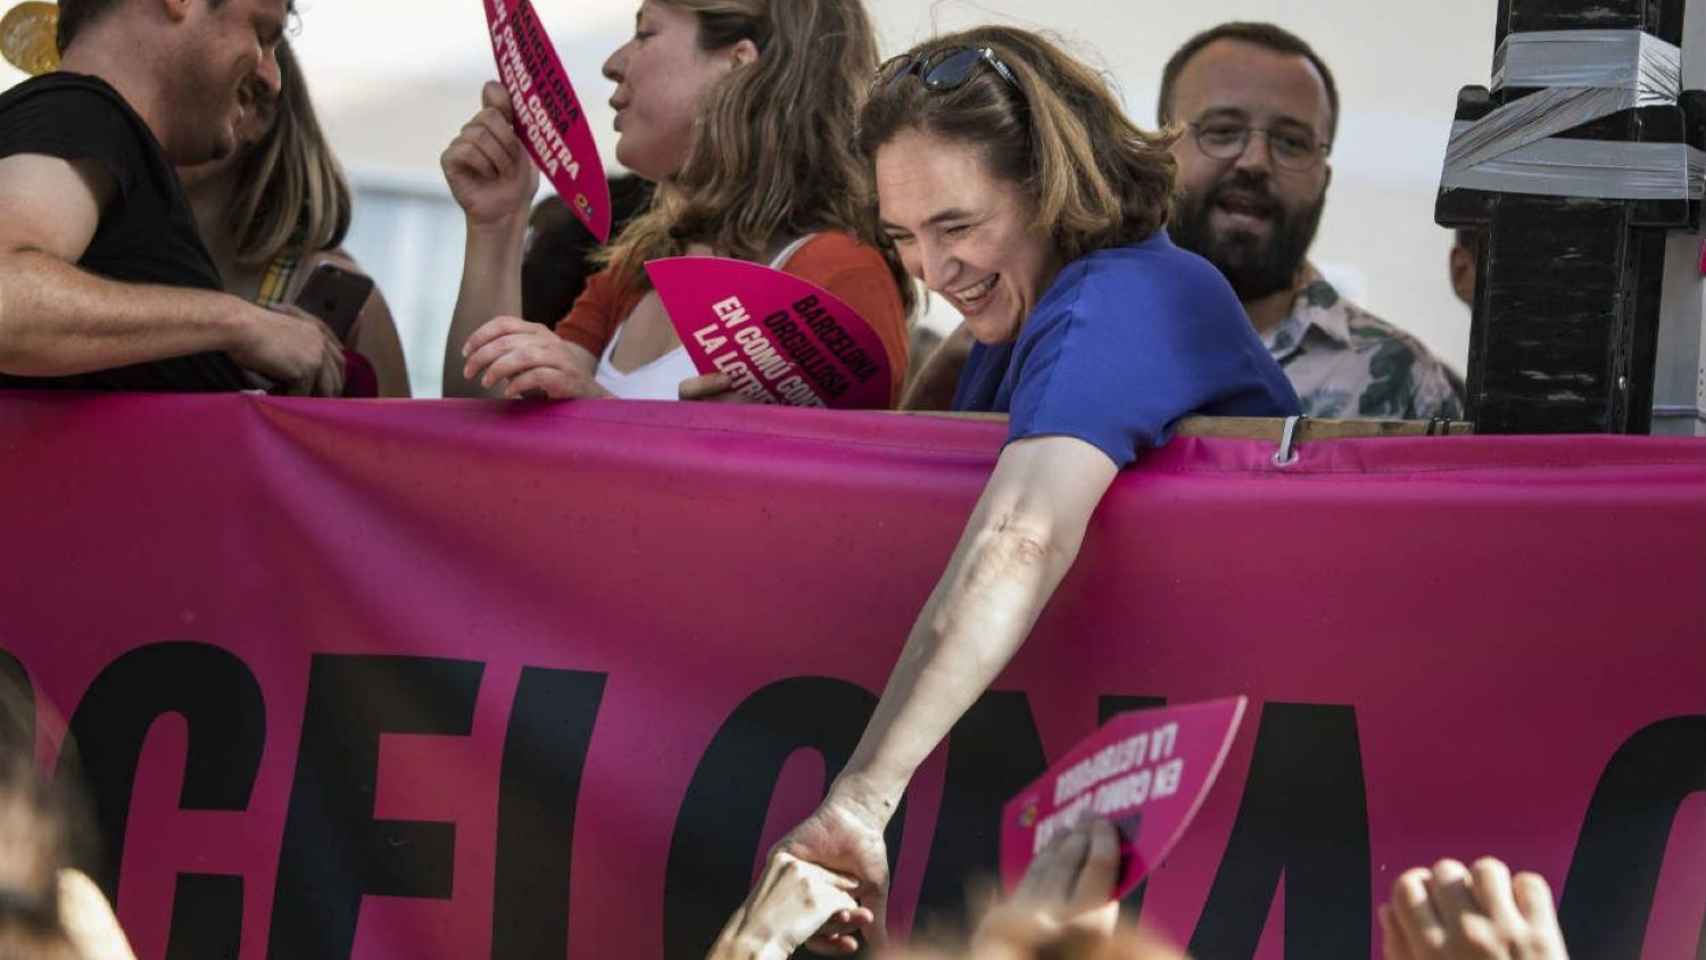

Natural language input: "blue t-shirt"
[952,232,1300,467]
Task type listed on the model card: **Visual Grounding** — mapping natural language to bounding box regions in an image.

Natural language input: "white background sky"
[2,0,1500,384]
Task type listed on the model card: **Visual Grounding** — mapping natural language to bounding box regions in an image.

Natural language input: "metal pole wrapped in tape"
[1446,120,1706,200]
[1443,29,1698,198]
[1492,29,1679,97]
[1434,0,1702,437]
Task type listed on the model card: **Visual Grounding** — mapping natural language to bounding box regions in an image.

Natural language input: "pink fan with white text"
[482,0,612,242]
[1001,697,1247,898]
[646,256,894,409]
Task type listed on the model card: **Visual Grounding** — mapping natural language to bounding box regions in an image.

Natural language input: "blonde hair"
[601,0,910,310]
[228,41,352,268]
[857,27,1179,265]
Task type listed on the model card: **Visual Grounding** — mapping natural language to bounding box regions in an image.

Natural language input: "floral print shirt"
[1263,271,1466,420]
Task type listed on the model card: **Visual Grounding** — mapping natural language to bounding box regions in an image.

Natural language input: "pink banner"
[648,256,894,408]
[484,0,611,242]
[0,393,1702,960]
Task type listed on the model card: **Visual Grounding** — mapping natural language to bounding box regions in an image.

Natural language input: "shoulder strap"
[255,254,301,308]
[767,234,817,270]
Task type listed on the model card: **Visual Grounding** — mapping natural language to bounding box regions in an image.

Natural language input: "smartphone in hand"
[293,263,376,341]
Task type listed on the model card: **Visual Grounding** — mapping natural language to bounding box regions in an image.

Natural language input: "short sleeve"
[1006,256,1286,468]
[555,267,638,356]
[0,81,141,200]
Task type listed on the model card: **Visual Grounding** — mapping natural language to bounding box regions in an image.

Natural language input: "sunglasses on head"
[875,45,1020,94]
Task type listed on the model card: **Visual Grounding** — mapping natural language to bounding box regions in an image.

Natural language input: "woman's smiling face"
[876,128,1060,345]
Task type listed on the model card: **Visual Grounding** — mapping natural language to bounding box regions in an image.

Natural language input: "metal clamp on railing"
[1272,416,1304,467]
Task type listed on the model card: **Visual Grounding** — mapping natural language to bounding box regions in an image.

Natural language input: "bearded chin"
[1170,190,1325,302]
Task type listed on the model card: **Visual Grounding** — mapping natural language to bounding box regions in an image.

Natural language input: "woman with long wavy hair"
[442,0,911,404]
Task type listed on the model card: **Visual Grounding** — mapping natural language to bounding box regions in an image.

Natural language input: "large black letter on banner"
[913,692,1048,937]
[267,655,483,960]
[664,678,905,959]
[491,668,607,960]
[1188,703,1371,960]
[1559,715,1706,960]
[59,642,265,913]
[165,874,243,960]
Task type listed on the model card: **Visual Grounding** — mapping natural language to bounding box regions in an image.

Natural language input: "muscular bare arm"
[0,153,340,390]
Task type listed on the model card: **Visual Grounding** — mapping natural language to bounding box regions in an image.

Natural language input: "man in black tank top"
[0,0,344,394]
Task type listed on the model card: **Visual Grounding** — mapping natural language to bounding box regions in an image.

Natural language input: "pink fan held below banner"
[645,256,894,409]
[1001,697,1247,899]
[483,0,612,242]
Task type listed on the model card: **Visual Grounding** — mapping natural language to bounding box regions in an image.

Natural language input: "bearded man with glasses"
[1160,22,1465,421]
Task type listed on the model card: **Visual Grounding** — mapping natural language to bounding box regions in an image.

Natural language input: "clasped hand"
[460,316,607,399]
[461,320,757,402]
[708,853,873,960]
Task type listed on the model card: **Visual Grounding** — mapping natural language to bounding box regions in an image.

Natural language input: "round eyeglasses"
[1189,121,1330,171]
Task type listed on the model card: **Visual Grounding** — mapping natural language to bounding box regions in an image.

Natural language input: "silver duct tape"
[1449,30,1680,171]
[1442,29,1699,200]
[1492,30,1680,101]
[1442,121,1706,199]
[1445,85,1641,171]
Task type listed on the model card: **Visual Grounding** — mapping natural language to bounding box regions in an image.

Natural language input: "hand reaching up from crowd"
[707,852,873,960]
[59,870,137,960]
[977,818,1123,947]
[441,82,540,231]
[1381,858,1569,960]
[882,819,1182,960]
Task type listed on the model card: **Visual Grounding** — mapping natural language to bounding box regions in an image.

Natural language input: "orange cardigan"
[555,232,910,407]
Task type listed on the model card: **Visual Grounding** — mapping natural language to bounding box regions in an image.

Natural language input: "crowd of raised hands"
[17,834,1572,960]
[701,817,1572,960]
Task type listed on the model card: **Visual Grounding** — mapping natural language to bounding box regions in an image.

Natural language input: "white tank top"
[594,236,817,400]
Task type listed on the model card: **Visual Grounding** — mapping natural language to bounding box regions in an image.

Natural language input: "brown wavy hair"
[601,0,911,311]
[227,40,352,267]
[857,26,1179,265]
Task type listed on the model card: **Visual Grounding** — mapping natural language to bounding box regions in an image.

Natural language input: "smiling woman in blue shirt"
[750,25,1300,953]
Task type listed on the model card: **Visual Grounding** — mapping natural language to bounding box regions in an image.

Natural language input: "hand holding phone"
[293,263,376,341]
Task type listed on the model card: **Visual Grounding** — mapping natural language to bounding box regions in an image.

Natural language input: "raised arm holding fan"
[442,0,912,405]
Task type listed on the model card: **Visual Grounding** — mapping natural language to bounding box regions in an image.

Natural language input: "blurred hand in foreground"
[1381,858,1568,960]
